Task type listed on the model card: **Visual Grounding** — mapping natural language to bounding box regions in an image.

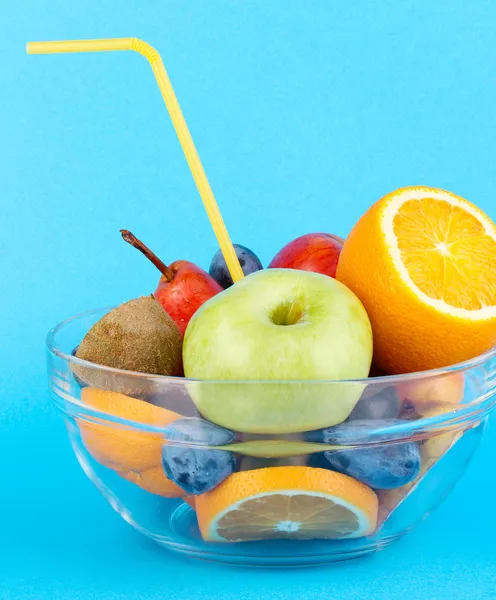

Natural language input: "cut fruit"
[184,496,197,509]
[79,388,184,497]
[376,429,461,527]
[337,186,496,373]
[397,372,465,417]
[377,397,464,528]
[120,465,184,498]
[79,388,181,470]
[196,466,378,543]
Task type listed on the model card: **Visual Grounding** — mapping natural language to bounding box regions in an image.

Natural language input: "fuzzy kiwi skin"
[73,296,183,393]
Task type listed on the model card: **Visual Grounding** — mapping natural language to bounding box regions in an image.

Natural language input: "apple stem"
[120,230,175,282]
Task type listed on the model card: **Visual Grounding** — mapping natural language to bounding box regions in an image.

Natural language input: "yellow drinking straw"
[26,37,245,283]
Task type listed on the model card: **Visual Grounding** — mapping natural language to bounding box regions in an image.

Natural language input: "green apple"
[183,268,372,434]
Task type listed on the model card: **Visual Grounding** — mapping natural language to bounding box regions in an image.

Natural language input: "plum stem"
[120,230,175,282]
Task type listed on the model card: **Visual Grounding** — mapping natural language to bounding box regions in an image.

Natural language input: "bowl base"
[143,504,402,567]
[151,536,399,567]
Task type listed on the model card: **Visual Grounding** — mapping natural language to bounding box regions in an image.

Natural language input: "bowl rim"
[47,305,496,385]
[46,306,496,440]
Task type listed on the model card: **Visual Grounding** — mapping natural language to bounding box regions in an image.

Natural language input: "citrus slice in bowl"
[337,186,496,374]
[79,388,181,471]
[78,388,184,497]
[195,466,378,542]
[119,465,184,498]
[397,371,465,417]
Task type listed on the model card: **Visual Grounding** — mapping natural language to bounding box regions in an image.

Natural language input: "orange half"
[196,466,378,543]
[337,186,496,373]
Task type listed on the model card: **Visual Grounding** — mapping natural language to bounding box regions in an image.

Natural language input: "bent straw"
[26,38,245,283]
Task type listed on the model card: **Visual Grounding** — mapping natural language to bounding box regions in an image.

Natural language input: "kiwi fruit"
[73,296,183,393]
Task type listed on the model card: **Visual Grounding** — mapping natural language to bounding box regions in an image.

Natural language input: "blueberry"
[305,418,410,444]
[209,244,263,288]
[305,419,420,489]
[349,386,401,421]
[399,399,422,421]
[163,417,235,445]
[324,442,420,490]
[161,418,235,494]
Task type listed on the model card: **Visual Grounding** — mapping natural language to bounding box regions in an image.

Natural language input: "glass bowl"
[46,307,496,567]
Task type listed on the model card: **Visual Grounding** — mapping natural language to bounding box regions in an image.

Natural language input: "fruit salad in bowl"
[47,186,496,566]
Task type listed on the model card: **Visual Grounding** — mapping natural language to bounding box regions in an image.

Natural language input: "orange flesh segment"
[393,198,496,310]
[217,493,359,541]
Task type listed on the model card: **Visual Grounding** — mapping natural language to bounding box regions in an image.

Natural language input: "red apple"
[121,231,222,335]
[154,260,222,335]
[268,233,344,278]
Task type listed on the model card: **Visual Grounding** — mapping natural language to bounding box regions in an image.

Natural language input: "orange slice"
[79,388,184,497]
[184,496,197,509]
[397,371,465,417]
[196,466,378,543]
[337,186,496,374]
[119,465,184,498]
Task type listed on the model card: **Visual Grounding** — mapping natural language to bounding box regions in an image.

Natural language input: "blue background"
[2,0,496,598]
